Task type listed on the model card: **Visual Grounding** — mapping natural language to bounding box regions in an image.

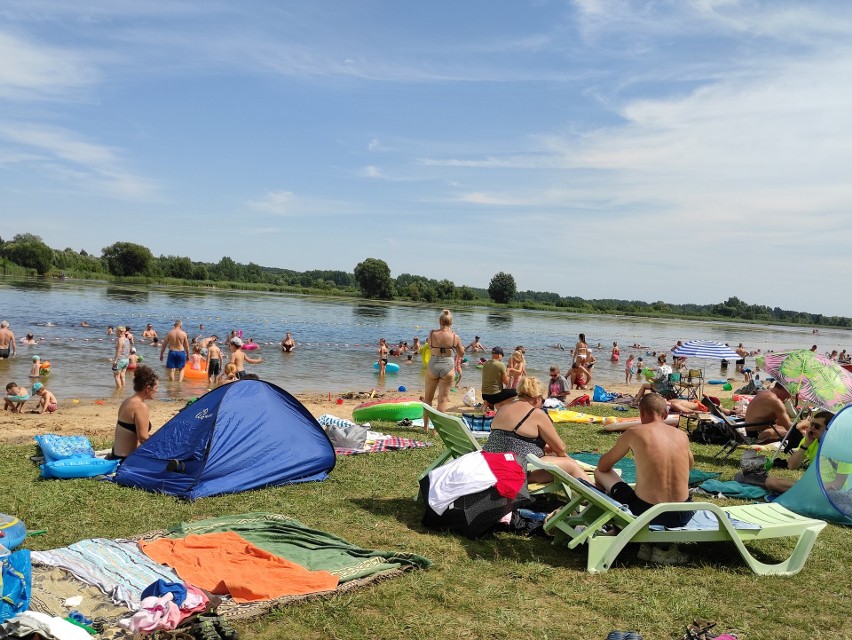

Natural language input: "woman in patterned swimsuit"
[483,376,586,484]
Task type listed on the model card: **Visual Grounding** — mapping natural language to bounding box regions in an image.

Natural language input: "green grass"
[4,418,851,640]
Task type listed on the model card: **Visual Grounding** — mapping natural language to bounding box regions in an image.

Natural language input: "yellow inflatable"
[548,410,617,425]
[420,343,431,369]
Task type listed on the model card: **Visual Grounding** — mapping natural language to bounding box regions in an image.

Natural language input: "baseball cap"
[492,346,504,356]
[230,337,243,347]
[32,382,44,392]
[32,355,40,361]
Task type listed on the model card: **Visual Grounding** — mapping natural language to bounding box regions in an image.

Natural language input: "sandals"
[191,614,239,640]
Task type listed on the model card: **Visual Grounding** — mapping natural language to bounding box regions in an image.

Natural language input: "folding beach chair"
[701,397,778,458]
[677,369,704,401]
[527,455,826,575]
[418,404,562,499]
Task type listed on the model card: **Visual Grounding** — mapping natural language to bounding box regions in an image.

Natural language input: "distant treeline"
[1,234,848,329]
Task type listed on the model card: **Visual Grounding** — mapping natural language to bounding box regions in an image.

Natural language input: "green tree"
[488,272,516,304]
[353,258,394,299]
[457,286,477,301]
[101,242,154,276]
[435,279,456,300]
[1,234,54,274]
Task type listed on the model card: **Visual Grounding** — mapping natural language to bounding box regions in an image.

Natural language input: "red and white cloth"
[427,451,526,514]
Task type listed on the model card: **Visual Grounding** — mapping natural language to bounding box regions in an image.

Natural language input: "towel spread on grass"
[569,452,721,486]
[334,435,431,456]
[168,513,432,582]
[698,479,769,499]
[30,539,179,609]
[139,532,339,603]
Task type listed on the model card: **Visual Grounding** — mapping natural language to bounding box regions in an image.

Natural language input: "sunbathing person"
[108,365,158,461]
[742,383,797,443]
[595,393,694,536]
[482,376,586,484]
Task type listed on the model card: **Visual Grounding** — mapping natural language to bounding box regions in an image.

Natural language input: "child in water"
[625,354,635,384]
[31,382,57,414]
[30,355,41,378]
[220,363,239,385]
[128,348,139,371]
[611,341,620,362]
[189,345,204,370]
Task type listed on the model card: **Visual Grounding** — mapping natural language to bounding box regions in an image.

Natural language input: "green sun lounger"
[418,404,561,499]
[527,455,826,576]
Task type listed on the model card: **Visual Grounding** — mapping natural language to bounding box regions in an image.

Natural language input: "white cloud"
[367,138,383,152]
[246,190,297,215]
[360,165,382,178]
[0,31,100,101]
[0,122,158,199]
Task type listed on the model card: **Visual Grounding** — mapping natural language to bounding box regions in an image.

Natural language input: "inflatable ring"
[183,359,209,380]
[373,361,400,373]
[40,457,120,479]
[0,514,26,551]
[242,343,260,350]
[5,394,29,402]
[352,398,423,422]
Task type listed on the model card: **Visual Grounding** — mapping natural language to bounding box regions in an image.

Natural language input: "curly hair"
[132,365,158,392]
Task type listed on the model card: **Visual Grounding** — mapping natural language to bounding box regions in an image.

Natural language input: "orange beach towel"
[139,532,339,603]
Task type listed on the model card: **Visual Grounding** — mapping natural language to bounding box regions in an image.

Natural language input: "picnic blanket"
[168,513,431,582]
[139,532,339,603]
[569,453,721,486]
[335,436,431,456]
[30,539,179,609]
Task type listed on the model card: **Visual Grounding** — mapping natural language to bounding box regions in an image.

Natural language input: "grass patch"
[4,423,851,640]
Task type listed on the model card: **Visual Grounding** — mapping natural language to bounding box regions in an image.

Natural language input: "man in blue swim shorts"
[159,320,190,382]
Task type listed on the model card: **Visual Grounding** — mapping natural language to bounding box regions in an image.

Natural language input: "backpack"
[688,420,735,445]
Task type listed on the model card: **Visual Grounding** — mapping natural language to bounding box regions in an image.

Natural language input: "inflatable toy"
[5,394,29,403]
[352,398,423,422]
[40,457,120,480]
[372,362,400,373]
[0,514,26,551]
[420,343,431,368]
[39,361,51,375]
[708,380,727,385]
[242,342,259,350]
[398,385,407,392]
[34,434,95,463]
[183,359,209,380]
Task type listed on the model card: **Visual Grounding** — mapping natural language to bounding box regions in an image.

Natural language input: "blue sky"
[2,1,851,315]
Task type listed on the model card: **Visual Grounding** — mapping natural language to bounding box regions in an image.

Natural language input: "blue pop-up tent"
[776,405,852,525]
[114,380,335,499]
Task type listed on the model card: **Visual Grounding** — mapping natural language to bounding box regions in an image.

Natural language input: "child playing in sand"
[30,355,42,378]
[31,382,57,414]
[189,345,204,370]
[4,382,29,413]
[625,354,635,384]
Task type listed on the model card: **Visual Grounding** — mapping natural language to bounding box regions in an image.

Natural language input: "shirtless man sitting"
[595,393,694,563]
[466,336,485,353]
[743,383,796,443]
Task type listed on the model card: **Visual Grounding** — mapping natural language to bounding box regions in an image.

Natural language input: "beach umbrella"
[671,340,740,360]
[762,350,852,413]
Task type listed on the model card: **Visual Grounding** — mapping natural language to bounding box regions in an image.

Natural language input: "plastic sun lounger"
[527,455,826,576]
[417,404,562,499]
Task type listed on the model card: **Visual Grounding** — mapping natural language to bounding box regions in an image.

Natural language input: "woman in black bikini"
[109,365,159,460]
[483,377,586,483]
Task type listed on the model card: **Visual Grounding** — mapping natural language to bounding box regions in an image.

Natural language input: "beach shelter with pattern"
[114,380,335,499]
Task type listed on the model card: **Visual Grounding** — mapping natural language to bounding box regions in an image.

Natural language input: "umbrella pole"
[765,404,810,469]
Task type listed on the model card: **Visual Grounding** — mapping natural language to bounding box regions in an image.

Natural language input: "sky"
[2,0,852,315]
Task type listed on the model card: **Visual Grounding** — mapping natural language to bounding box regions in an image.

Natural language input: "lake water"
[0,277,845,402]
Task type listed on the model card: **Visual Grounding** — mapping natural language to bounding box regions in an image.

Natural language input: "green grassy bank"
[4,406,850,640]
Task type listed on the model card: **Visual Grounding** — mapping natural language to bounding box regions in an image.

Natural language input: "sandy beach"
[0,379,739,447]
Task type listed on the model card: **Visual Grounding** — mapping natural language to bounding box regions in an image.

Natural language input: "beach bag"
[688,420,733,445]
[462,387,477,407]
[0,549,31,623]
[568,395,590,407]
